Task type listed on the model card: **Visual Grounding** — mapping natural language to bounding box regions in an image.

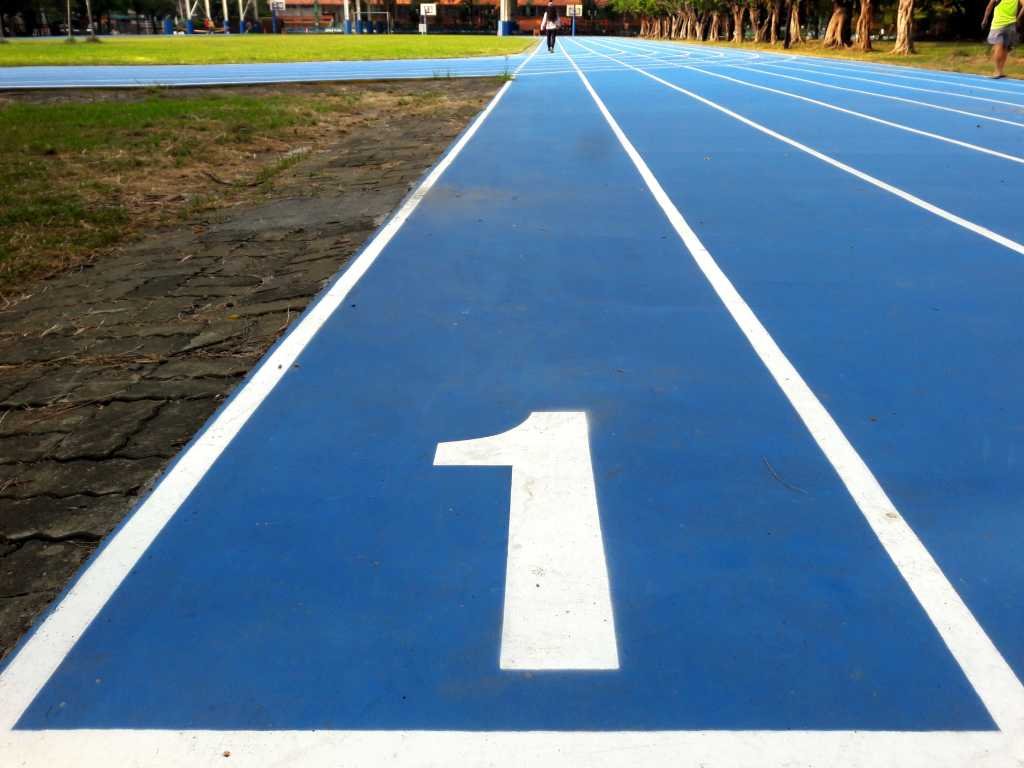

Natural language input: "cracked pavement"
[0,78,499,661]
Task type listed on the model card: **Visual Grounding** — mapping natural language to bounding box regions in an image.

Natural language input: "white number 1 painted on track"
[434,412,619,671]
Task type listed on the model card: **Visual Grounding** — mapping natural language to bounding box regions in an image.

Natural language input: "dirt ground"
[0,78,500,661]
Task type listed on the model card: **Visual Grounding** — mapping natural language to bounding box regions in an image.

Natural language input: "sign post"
[497,0,513,35]
[270,0,285,32]
[420,2,436,34]
[566,3,582,36]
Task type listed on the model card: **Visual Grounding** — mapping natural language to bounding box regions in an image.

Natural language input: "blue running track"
[2,38,1024,768]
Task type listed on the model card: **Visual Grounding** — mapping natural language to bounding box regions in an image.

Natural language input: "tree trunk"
[821,1,848,47]
[750,2,763,41]
[0,12,6,42]
[769,1,779,42]
[709,11,720,40]
[854,0,872,51]
[788,0,802,43]
[84,0,98,39]
[891,0,913,53]
[731,3,745,41]
[696,13,706,39]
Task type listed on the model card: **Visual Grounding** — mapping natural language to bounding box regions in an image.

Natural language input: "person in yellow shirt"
[983,0,1024,78]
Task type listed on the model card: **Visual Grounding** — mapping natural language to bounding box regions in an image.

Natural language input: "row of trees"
[1,0,175,37]
[608,0,990,55]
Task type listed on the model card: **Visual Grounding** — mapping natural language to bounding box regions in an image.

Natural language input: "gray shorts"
[988,24,1019,49]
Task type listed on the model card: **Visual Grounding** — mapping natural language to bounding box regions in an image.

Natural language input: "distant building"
[272,0,624,35]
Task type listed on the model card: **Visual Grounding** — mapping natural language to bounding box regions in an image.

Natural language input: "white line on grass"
[564,36,1024,739]
[0,76,516,734]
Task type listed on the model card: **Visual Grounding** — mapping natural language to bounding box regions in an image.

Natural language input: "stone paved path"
[0,77,498,659]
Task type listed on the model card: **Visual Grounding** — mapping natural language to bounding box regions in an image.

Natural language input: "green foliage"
[0,90,358,288]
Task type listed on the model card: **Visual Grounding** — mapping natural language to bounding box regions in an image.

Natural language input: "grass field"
[673,39,1024,79]
[0,91,322,289]
[0,35,534,67]
[0,83,488,292]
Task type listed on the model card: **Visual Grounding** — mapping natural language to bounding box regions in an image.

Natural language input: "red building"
[274,0,621,35]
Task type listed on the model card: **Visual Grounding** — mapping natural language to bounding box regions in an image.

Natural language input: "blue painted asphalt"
[3,35,1024,755]
[575,36,1024,698]
[0,53,529,89]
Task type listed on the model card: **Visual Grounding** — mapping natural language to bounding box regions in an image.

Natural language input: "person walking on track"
[540,2,560,54]
[983,0,1024,78]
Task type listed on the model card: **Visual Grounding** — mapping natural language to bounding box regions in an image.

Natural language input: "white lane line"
[686,65,1024,164]
[759,60,1024,108]
[0,77,516,732]
[658,39,1024,90]
[435,412,618,671]
[775,56,1024,97]
[572,38,1024,258]
[563,38,1024,737]
[723,63,1024,129]
[588,39,1024,161]
[513,39,544,75]
[0,728,1014,768]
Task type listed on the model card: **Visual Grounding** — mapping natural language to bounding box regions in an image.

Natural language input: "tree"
[822,0,850,46]
[854,0,872,50]
[84,0,98,39]
[891,0,914,53]
[730,0,745,40]
[788,0,802,41]
[750,0,766,41]
[709,6,722,36]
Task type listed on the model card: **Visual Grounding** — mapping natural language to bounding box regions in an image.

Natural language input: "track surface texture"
[2,38,1024,768]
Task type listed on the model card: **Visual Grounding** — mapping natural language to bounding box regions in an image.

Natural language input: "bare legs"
[993,41,1009,78]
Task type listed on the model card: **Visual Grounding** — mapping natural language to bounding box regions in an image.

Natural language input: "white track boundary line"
[0,77,515,734]
[0,728,1016,768]
[723,63,1024,129]
[1,42,1022,768]
[573,38,1024,258]
[566,34,1024,742]
[642,38,1024,91]
[760,59,1024,108]
[513,38,544,75]
[687,65,1024,163]
[591,38,1024,162]
[772,54,1024,96]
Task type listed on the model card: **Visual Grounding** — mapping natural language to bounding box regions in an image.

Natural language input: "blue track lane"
[2,35,1023,767]
[566,32,1024,713]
